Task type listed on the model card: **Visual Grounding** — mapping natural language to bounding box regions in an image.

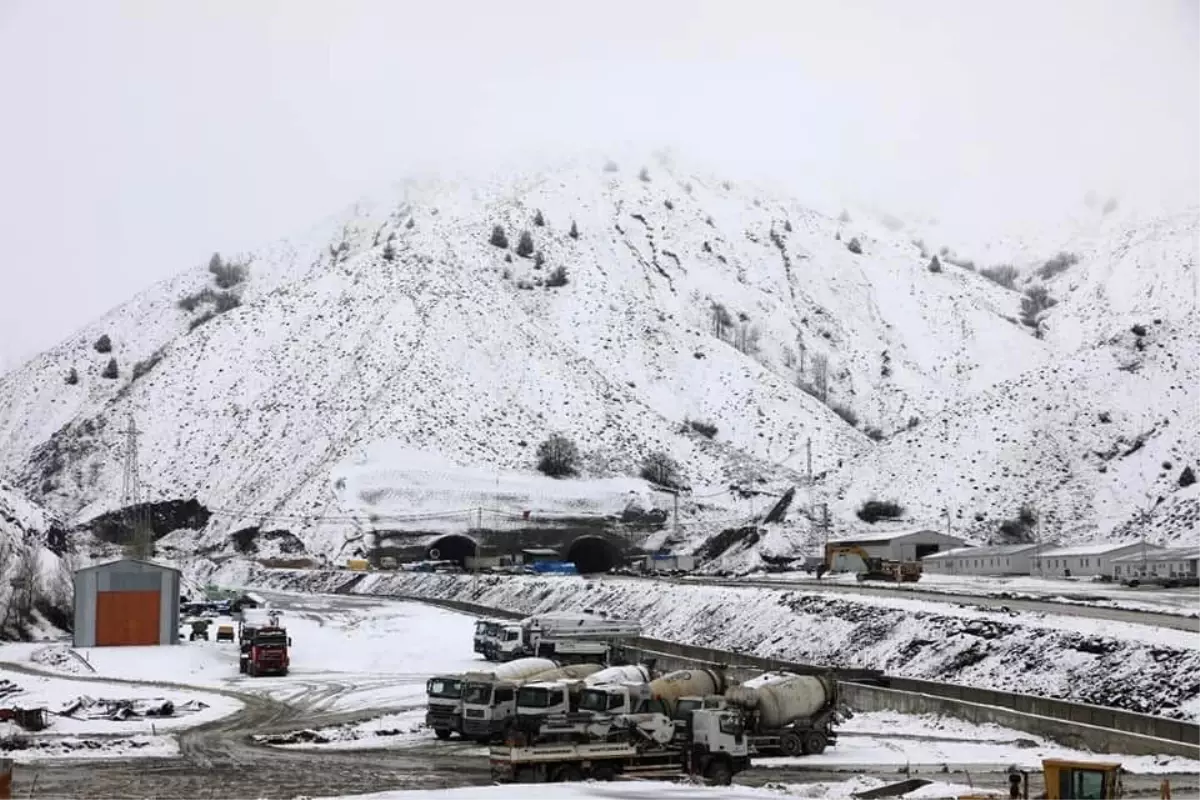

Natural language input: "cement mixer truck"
[427,657,558,740]
[675,671,841,756]
[536,668,728,743]
[462,662,605,742]
[514,663,656,733]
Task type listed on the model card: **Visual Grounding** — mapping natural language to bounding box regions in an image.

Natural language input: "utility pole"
[121,415,151,560]
[944,507,952,539]
[672,490,680,540]
[806,438,813,486]
[821,503,830,553]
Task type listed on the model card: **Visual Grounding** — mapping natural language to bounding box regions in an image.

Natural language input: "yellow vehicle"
[818,545,922,582]
[215,624,235,643]
[346,558,370,572]
[958,759,1126,800]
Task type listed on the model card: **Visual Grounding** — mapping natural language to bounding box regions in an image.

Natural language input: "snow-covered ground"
[247,567,1200,720]
[321,785,842,800]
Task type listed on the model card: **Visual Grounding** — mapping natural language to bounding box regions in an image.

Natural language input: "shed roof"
[923,543,1039,561]
[1110,547,1200,564]
[75,557,181,575]
[1035,542,1161,558]
[830,528,952,545]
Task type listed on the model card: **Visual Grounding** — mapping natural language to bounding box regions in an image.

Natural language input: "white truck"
[514,664,655,734]
[495,613,642,662]
[427,657,557,740]
[674,671,841,756]
[461,662,602,742]
[473,619,506,659]
[489,706,751,785]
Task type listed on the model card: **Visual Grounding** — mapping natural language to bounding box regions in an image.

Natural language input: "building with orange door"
[72,558,181,647]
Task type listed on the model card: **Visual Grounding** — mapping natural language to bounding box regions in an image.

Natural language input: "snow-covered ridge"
[0,157,1195,563]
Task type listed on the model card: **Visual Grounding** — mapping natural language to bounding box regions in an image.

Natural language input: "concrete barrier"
[386,592,1200,757]
[840,682,1197,759]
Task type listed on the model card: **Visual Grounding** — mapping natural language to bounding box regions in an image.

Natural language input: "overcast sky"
[1,0,1196,370]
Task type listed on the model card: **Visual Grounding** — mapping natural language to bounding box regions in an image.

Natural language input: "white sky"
[0,0,1196,370]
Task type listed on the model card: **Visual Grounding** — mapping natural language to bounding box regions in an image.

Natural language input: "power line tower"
[121,415,152,560]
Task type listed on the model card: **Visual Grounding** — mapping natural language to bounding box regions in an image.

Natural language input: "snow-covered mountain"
[0,156,1195,562]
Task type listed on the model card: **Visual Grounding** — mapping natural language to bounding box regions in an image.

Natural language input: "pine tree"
[516,230,535,258]
[568,221,579,240]
[101,358,118,379]
[94,334,112,353]
[533,210,545,227]
[65,367,79,385]
[928,255,942,273]
[489,225,509,249]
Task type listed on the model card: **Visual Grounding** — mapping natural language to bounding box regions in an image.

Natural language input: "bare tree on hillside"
[811,352,830,402]
[13,545,42,624]
[711,303,733,341]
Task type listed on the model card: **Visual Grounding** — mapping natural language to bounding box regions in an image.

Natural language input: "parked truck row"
[428,648,843,784]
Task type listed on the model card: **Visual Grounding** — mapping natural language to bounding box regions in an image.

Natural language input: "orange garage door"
[95,590,161,646]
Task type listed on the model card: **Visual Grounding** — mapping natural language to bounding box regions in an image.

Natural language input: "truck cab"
[244,626,290,677]
[425,675,465,739]
[687,708,751,784]
[474,620,501,657]
[461,676,521,741]
[515,681,574,732]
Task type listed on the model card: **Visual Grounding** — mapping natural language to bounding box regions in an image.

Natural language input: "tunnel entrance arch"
[427,534,478,566]
[566,536,620,574]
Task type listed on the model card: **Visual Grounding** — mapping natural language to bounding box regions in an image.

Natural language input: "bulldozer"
[817,545,922,583]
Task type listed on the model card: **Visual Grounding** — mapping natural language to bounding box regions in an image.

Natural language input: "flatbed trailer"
[489,708,750,785]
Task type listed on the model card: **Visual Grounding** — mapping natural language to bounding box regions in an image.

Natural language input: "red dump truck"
[239,624,291,677]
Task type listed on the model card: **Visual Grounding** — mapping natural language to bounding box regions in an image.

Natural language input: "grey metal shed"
[73,558,181,647]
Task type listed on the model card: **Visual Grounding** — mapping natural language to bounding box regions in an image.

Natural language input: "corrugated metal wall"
[72,560,180,647]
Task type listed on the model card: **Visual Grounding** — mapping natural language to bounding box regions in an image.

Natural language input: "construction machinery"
[239,623,291,676]
[678,670,841,756]
[493,613,642,663]
[819,544,922,582]
[215,624,235,642]
[490,706,750,785]
[461,663,603,742]
[427,657,558,741]
[831,758,1132,800]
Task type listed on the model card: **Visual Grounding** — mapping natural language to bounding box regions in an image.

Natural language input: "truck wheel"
[514,766,540,784]
[551,765,583,783]
[704,759,733,786]
[802,731,828,755]
[239,660,247,674]
[780,731,804,756]
[590,765,616,782]
[248,662,257,677]
[433,728,452,740]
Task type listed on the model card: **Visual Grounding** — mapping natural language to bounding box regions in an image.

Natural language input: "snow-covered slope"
[0,156,1195,560]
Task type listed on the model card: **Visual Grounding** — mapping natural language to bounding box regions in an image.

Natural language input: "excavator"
[864,758,1141,799]
[817,544,922,583]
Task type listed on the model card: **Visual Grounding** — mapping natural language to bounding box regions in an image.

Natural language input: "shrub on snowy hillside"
[207,252,247,289]
[545,266,569,288]
[846,237,863,254]
[686,419,718,439]
[1020,285,1057,330]
[831,403,859,428]
[533,210,545,227]
[93,334,112,353]
[101,358,118,379]
[488,225,508,249]
[536,434,579,478]
[980,264,1019,289]
[1037,251,1080,279]
[856,498,904,523]
[568,220,579,239]
[64,367,78,386]
[996,505,1038,544]
[516,230,535,258]
[640,451,683,490]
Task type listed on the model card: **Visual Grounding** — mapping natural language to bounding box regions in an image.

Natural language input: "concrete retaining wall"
[382,591,1200,757]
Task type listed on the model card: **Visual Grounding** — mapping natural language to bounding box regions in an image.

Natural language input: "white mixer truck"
[426,657,558,740]
[461,662,605,742]
[494,613,643,662]
[675,671,841,756]
[514,663,656,734]
[536,667,729,742]
[490,706,751,785]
